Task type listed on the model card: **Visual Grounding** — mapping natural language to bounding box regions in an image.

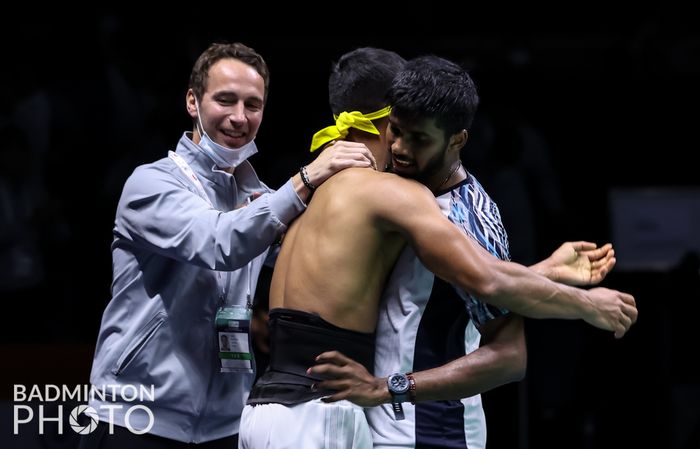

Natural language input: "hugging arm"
[371,178,637,337]
[310,314,526,405]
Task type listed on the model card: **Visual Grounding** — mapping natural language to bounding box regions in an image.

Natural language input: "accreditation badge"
[215,306,253,373]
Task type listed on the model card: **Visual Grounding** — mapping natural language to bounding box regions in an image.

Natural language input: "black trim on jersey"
[433,171,471,197]
[414,277,470,448]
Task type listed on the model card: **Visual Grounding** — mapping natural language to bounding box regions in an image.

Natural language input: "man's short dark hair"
[387,55,479,137]
[328,47,406,115]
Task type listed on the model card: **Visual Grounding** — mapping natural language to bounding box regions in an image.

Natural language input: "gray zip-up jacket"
[88,132,306,442]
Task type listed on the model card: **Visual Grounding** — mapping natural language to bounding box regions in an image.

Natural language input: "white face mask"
[194,97,258,169]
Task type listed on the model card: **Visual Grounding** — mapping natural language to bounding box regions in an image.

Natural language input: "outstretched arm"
[309,314,527,406]
[530,241,616,286]
[372,178,637,338]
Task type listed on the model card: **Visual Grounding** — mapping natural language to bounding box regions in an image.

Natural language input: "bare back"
[270,168,407,333]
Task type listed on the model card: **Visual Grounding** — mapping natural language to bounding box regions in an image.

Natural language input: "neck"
[429,160,464,193]
[192,128,202,144]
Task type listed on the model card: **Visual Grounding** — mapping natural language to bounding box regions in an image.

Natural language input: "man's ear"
[448,129,468,154]
[186,89,197,119]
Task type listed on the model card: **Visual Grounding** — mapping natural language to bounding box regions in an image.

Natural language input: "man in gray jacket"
[80,42,374,448]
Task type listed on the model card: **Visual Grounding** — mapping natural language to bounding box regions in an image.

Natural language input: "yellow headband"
[309,106,391,152]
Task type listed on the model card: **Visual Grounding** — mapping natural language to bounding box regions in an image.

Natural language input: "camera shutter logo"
[69,405,99,434]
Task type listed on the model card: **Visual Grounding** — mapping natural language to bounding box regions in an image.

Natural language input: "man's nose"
[228,103,246,124]
[390,136,405,153]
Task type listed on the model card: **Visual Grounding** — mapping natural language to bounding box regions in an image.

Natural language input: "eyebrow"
[213,91,264,104]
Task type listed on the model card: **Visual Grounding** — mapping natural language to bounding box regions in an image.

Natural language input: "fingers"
[589,257,615,283]
[314,350,351,365]
[614,309,634,339]
[312,373,365,405]
[315,379,350,393]
[619,309,633,331]
[324,141,376,169]
[613,292,638,338]
[592,256,615,272]
[619,292,636,307]
[306,141,377,187]
[342,152,375,168]
[321,154,374,171]
[307,351,354,377]
[622,302,638,324]
[615,291,637,322]
[614,323,626,339]
[364,147,377,170]
[307,363,343,378]
[571,241,597,251]
[584,244,613,262]
[591,258,612,274]
[312,380,348,403]
[590,250,615,269]
[321,393,345,403]
[584,247,604,261]
[604,256,616,272]
[352,154,376,169]
[588,247,615,284]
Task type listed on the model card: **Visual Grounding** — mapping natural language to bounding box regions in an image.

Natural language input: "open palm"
[547,241,616,286]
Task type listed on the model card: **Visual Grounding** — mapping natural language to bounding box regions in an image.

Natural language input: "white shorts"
[239,398,372,449]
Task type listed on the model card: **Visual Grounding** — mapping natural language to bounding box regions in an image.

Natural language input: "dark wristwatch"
[387,372,410,420]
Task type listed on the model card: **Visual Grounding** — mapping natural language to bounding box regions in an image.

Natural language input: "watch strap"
[407,372,416,404]
[391,401,405,420]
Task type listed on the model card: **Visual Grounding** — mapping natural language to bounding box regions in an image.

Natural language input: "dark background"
[1,7,699,449]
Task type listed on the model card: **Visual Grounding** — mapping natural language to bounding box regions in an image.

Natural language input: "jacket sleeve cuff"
[267,178,307,225]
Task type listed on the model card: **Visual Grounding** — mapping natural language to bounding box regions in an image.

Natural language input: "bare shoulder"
[325,168,432,202]
[324,169,438,228]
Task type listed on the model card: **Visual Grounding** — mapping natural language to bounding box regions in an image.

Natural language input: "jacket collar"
[175,132,264,194]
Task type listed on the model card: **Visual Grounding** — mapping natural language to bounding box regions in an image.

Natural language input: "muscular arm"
[310,314,526,406]
[310,178,632,406]
[372,177,636,336]
[408,314,526,402]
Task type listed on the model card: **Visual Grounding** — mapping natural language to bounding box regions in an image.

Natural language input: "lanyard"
[169,151,212,206]
[168,151,254,308]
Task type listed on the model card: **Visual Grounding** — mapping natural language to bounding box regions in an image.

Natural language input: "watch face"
[388,373,410,394]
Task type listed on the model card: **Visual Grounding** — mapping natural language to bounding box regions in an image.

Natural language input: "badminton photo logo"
[69,405,99,434]
[12,383,155,435]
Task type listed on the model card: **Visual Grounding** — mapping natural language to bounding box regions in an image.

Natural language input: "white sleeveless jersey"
[368,173,511,449]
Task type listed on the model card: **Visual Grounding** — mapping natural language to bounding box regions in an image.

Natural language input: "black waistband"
[247,308,375,405]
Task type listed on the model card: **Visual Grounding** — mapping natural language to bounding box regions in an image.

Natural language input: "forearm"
[310,348,522,407]
[407,315,526,402]
[120,171,304,270]
[412,345,524,402]
[291,172,313,204]
[469,260,593,320]
[425,241,593,320]
[310,316,528,406]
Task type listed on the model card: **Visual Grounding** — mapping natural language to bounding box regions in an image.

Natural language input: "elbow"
[513,338,528,382]
[512,353,527,382]
[474,278,499,301]
[468,268,504,303]
[498,332,527,383]
[505,346,527,383]
[453,255,501,300]
[485,341,526,386]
